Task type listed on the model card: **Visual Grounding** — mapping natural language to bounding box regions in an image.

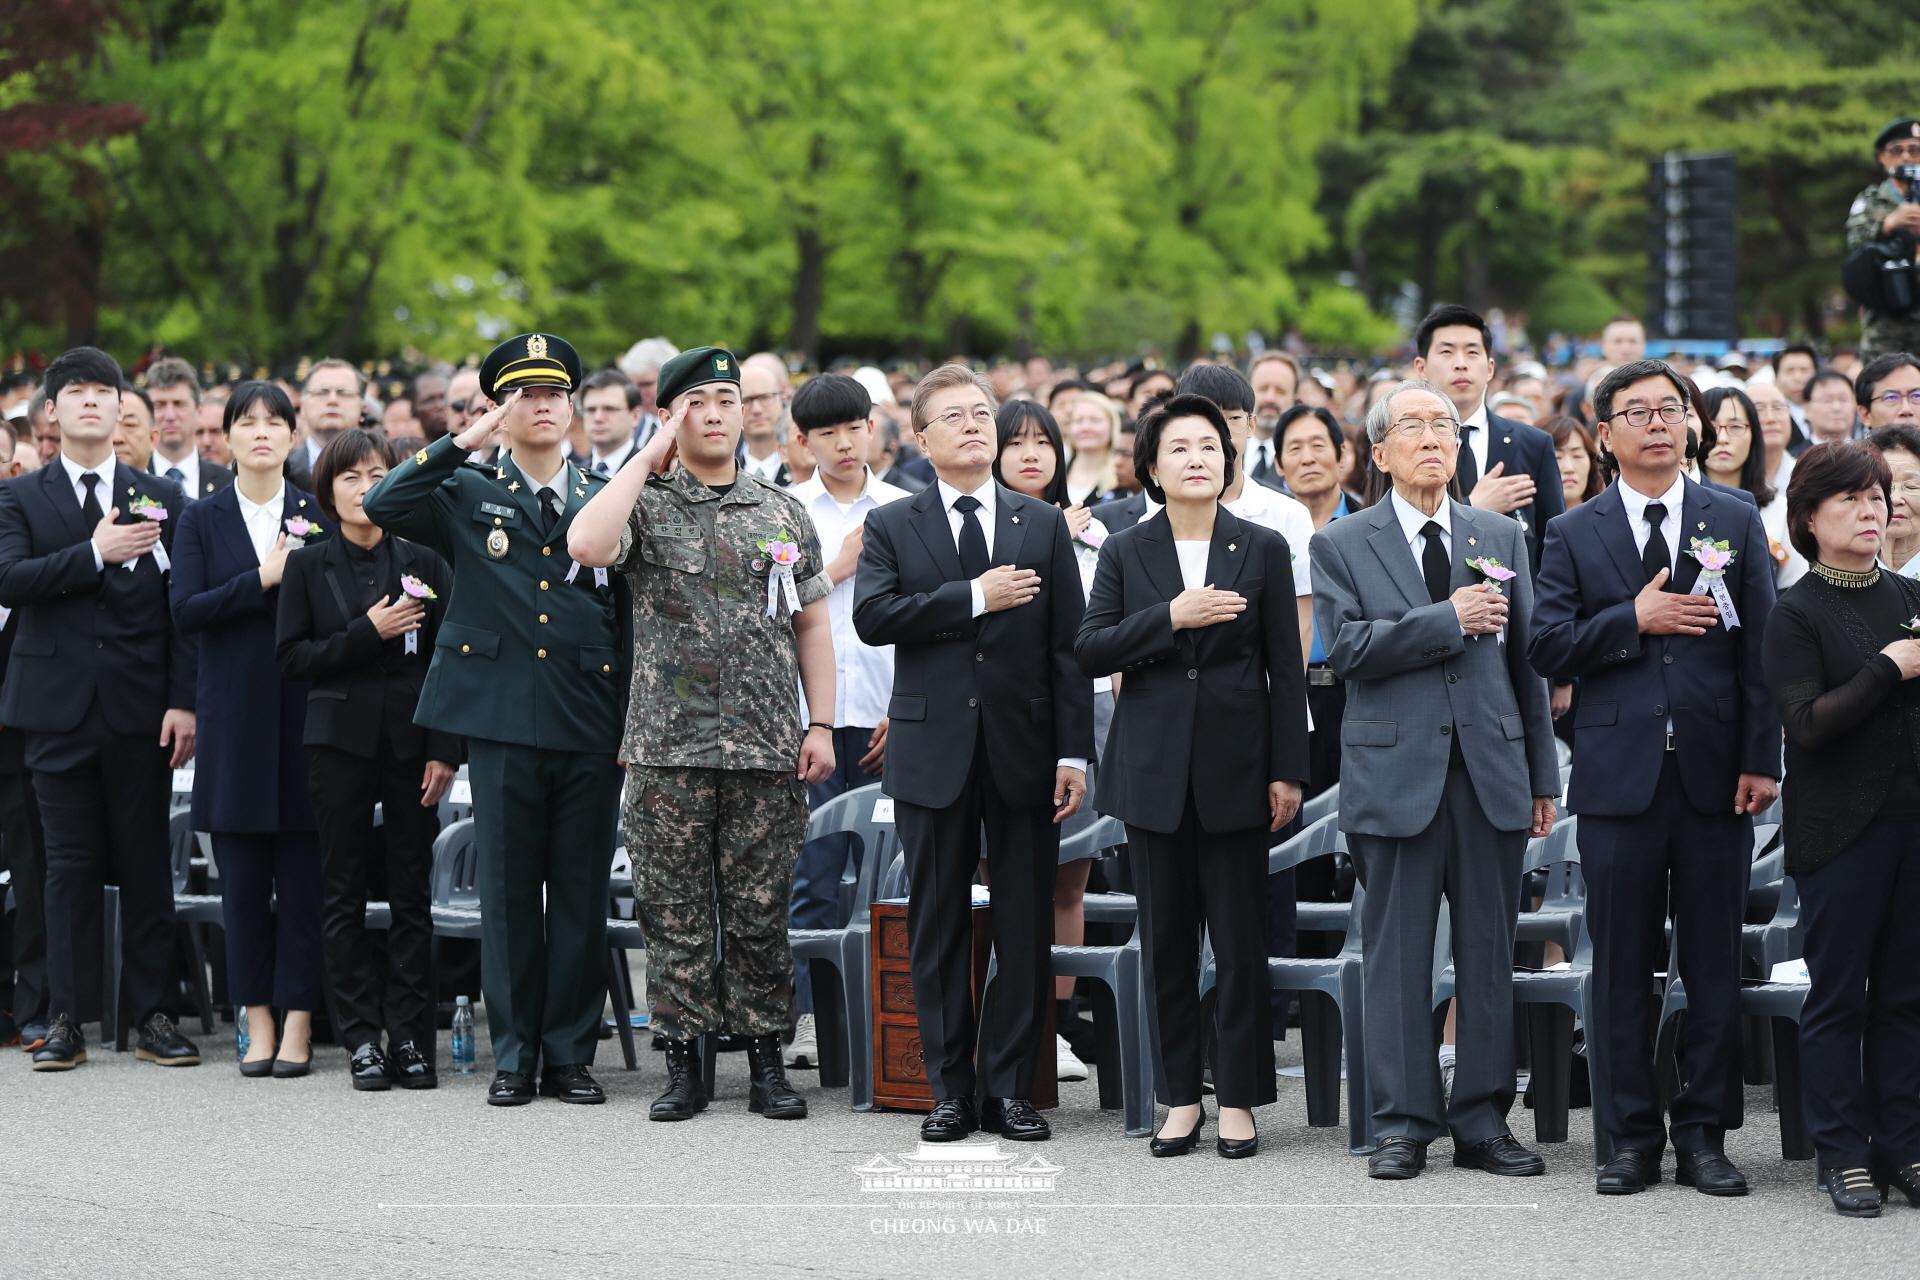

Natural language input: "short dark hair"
[123,385,154,420]
[1785,441,1892,563]
[1129,367,1175,398]
[1133,393,1236,505]
[1592,359,1691,426]
[1805,368,1855,404]
[1415,303,1491,360]
[1276,404,1343,457]
[312,428,399,526]
[1173,362,1255,415]
[1771,343,1819,374]
[1855,352,1920,409]
[578,368,639,410]
[42,346,124,403]
[222,380,297,434]
[791,373,872,434]
[1869,422,1920,465]
[1544,416,1606,505]
[1700,385,1776,507]
[991,400,1071,509]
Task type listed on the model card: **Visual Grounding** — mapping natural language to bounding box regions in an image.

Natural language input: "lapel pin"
[1228,542,1237,552]
[508,481,521,492]
[1696,521,1706,531]
[574,486,586,497]
[127,485,136,496]
[1011,515,1020,524]
[1468,536,1477,546]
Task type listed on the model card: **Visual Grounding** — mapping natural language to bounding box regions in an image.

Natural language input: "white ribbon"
[564,560,610,589]
[766,563,801,618]
[1691,570,1740,629]
[404,631,418,655]
[123,542,171,574]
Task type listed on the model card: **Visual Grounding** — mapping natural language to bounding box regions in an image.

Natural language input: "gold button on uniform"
[542,546,552,557]
[461,644,471,654]
[537,648,548,659]
[601,664,611,673]
[493,518,502,527]
[539,580,549,590]
[538,614,549,624]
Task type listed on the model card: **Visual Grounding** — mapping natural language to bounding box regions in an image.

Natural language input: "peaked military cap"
[655,345,740,412]
[480,332,582,401]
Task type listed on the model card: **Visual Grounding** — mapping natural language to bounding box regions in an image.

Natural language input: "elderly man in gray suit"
[1310,378,1559,1181]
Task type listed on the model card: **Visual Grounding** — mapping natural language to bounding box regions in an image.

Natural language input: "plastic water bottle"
[451,996,476,1073]
[234,1006,249,1061]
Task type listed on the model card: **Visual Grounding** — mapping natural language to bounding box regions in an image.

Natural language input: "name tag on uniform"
[478,501,518,519]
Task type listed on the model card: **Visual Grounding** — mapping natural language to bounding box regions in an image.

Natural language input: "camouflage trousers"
[624,765,808,1040]
[1861,313,1920,363]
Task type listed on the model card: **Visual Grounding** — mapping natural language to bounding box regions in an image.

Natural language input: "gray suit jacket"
[1310,496,1557,839]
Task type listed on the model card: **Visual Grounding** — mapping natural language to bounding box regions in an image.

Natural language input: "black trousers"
[0,762,48,1025]
[29,720,173,1027]
[897,737,1057,1101]
[1579,753,1748,1156]
[1130,797,1274,1109]
[309,744,438,1049]
[214,832,323,1011]
[1798,810,1920,1171]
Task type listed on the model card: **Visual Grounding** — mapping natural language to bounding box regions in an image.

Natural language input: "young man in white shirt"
[782,373,910,1068]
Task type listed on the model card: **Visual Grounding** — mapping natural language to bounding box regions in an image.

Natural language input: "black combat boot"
[747,1034,807,1119]
[649,1037,707,1121]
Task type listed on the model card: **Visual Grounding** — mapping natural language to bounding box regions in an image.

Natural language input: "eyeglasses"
[1608,403,1687,428]
[1752,402,1794,419]
[1885,142,1920,160]
[1876,389,1920,409]
[931,406,996,429]
[1715,419,1753,435]
[742,392,781,409]
[1389,417,1460,440]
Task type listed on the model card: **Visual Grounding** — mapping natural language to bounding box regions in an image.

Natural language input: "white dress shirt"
[1618,471,1687,566]
[1143,480,1315,596]
[1389,487,1454,562]
[1461,399,1491,482]
[589,437,636,475]
[790,470,909,728]
[1174,540,1210,591]
[234,482,287,565]
[151,449,202,498]
[934,477,1085,776]
[742,449,784,483]
[62,451,112,572]
[1243,436,1276,478]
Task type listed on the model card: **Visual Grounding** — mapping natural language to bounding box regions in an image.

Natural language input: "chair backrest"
[1267,813,1340,875]
[809,782,897,916]
[430,819,480,908]
[1057,814,1125,862]
[169,807,196,895]
[1748,846,1785,891]
[878,850,909,902]
[1300,785,1339,827]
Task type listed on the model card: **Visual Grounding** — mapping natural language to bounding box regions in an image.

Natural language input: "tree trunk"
[789,224,826,367]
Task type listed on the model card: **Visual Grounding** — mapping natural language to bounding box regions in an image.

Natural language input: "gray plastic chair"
[1300,784,1340,827]
[1514,817,1582,956]
[788,783,896,1094]
[428,819,482,940]
[105,808,219,1050]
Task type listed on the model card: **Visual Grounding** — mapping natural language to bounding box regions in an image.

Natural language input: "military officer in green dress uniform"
[362,332,629,1108]
[570,345,837,1123]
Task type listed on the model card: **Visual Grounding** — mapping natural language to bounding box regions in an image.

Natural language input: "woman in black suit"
[1762,442,1920,1218]
[1075,394,1310,1159]
[171,381,327,1077]
[277,429,456,1092]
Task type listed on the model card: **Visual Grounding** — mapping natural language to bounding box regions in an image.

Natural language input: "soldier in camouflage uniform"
[567,345,838,1123]
[1847,118,1920,361]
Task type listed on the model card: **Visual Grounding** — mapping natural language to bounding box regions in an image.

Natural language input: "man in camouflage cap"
[1847,117,1920,361]
[569,344,837,1122]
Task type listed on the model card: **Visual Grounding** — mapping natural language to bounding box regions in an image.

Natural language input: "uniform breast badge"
[487,528,510,559]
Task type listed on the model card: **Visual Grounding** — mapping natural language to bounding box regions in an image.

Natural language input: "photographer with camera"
[1846,119,1920,361]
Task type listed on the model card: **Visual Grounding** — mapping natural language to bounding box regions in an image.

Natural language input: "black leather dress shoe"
[1149,1107,1206,1157]
[1824,1166,1882,1218]
[1877,1161,1920,1208]
[1367,1137,1428,1180]
[1676,1150,1748,1196]
[921,1097,979,1142]
[350,1043,392,1092]
[1453,1133,1545,1177]
[982,1097,1050,1141]
[1595,1149,1661,1195]
[133,1013,200,1067]
[389,1040,437,1090]
[29,1015,85,1072]
[539,1064,606,1104]
[487,1070,536,1106]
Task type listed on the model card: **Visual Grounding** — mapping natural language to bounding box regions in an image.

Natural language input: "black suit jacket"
[275,534,460,765]
[1458,410,1565,571]
[0,460,196,737]
[1092,491,1147,531]
[1075,508,1310,834]
[286,448,315,491]
[152,456,233,502]
[852,482,1094,810]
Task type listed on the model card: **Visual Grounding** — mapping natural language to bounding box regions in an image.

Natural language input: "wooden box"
[869,898,1056,1112]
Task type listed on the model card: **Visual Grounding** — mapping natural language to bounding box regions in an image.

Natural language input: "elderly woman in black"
[1075,395,1309,1159]
[1762,442,1920,1218]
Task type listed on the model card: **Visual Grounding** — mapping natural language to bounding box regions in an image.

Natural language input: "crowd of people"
[2,285,1919,1217]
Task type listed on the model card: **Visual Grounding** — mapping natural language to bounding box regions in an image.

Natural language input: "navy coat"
[171,482,327,832]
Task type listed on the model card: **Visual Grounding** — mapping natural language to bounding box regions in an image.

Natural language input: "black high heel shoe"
[238,1055,274,1078]
[1149,1107,1206,1158]
[1877,1161,1920,1208]
[1824,1167,1882,1218]
[1216,1117,1259,1160]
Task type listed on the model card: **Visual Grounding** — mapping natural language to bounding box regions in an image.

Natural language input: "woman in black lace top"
[1762,443,1920,1218]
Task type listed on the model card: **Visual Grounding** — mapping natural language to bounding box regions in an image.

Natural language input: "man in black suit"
[1529,360,1780,1197]
[1412,304,1565,571]
[854,362,1093,1143]
[287,359,365,491]
[144,357,234,502]
[578,369,649,476]
[0,347,201,1070]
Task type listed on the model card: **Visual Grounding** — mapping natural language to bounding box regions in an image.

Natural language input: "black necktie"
[1420,520,1450,604]
[1642,500,1672,585]
[80,472,104,528]
[1251,442,1272,481]
[538,486,562,536]
[1457,424,1480,494]
[165,466,185,485]
[953,494,989,580]
[593,459,609,475]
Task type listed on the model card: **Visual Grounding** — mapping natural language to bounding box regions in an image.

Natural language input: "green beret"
[656,345,740,412]
[479,332,582,401]
[1876,118,1920,153]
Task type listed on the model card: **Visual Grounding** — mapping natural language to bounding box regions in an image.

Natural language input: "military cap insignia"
[715,356,730,373]
[527,334,549,360]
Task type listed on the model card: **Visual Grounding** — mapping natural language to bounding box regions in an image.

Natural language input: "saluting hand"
[453,389,517,452]
[637,404,682,476]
